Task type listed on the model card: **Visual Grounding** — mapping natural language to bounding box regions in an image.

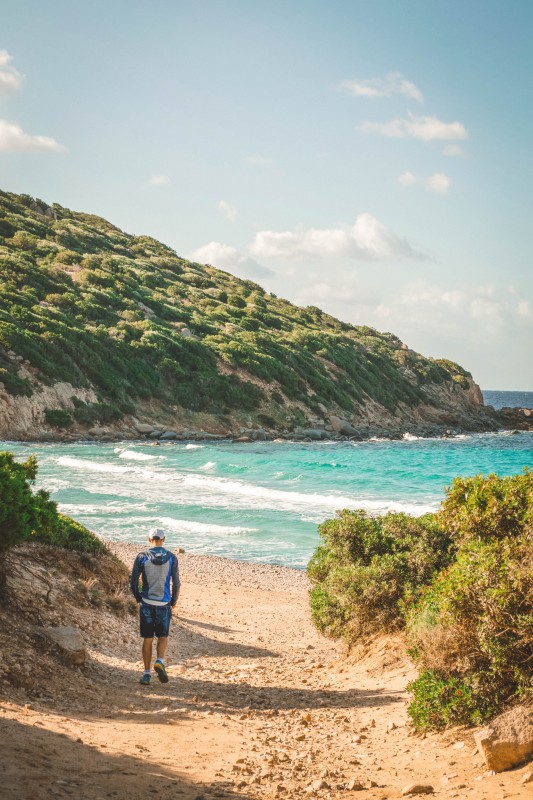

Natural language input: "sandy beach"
[0,542,531,800]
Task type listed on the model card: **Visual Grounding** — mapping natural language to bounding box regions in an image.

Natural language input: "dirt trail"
[0,545,530,800]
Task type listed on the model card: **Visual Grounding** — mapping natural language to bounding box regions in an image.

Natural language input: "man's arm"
[170,554,180,607]
[130,555,143,603]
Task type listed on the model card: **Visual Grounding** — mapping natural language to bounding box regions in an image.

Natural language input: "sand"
[0,542,530,799]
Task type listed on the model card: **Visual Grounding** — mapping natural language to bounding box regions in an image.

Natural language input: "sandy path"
[0,545,530,800]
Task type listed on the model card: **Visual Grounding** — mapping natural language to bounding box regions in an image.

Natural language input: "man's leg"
[142,637,154,670]
[156,636,168,661]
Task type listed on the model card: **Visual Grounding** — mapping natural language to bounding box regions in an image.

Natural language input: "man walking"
[130,528,180,685]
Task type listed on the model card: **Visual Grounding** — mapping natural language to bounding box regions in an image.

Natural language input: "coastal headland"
[2,190,530,443]
[1,541,531,800]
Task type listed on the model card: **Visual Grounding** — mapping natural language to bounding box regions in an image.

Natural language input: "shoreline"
[108,541,311,592]
[3,426,533,448]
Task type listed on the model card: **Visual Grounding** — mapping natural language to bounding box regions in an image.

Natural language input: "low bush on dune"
[308,471,533,731]
[0,450,105,555]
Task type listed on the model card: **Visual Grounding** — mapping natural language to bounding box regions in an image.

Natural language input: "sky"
[1,0,532,389]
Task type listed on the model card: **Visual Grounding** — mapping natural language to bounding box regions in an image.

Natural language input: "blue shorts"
[139,603,172,638]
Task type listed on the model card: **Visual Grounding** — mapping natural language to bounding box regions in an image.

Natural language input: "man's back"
[130,546,180,606]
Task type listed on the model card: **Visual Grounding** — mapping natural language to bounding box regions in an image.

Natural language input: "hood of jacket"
[146,547,172,566]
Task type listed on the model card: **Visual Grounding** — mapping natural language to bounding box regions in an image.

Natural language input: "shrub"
[406,472,533,730]
[0,452,57,552]
[38,513,106,554]
[307,510,453,644]
[44,408,73,427]
[436,470,533,544]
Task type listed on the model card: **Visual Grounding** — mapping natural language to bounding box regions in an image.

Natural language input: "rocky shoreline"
[4,404,532,444]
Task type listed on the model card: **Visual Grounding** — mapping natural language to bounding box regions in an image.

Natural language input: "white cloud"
[517,300,531,318]
[0,119,64,152]
[190,241,273,279]
[244,155,273,166]
[217,200,237,221]
[250,212,426,262]
[0,50,24,98]
[398,171,417,186]
[443,144,465,157]
[148,174,171,186]
[360,113,468,142]
[340,72,423,103]
[398,171,452,195]
[426,173,452,194]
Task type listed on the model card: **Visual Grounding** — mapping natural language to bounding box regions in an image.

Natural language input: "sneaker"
[139,672,151,685]
[154,660,169,683]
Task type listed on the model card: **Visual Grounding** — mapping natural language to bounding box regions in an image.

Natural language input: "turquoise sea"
[3,426,532,569]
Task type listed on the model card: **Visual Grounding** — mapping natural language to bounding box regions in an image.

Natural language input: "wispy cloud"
[360,113,468,142]
[244,155,273,167]
[148,174,171,186]
[0,119,64,152]
[0,50,24,98]
[399,171,452,195]
[217,200,237,221]
[443,144,465,157]
[250,213,426,262]
[340,72,423,103]
[190,241,273,279]
[0,50,64,153]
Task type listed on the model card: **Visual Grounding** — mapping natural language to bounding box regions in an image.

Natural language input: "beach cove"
[3,431,532,568]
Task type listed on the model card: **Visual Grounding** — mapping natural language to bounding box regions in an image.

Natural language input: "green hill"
[0,190,483,437]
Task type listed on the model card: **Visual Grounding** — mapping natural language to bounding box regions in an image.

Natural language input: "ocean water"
[3,429,532,569]
[482,389,533,409]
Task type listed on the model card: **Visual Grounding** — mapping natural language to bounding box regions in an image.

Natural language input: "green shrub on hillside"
[307,510,454,643]
[0,451,106,555]
[0,452,57,552]
[44,408,73,427]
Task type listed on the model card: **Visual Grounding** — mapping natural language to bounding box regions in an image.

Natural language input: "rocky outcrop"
[474,705,533,772]
[34,626,86,668]
[0,380,98,439]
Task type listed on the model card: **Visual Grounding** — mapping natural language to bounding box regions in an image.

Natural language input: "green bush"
[0,451,106,556]
[38,513,106,553]
[0,452,57,552]
[406,472,533,730]
[307,510,453,644]
[44,408,73,427]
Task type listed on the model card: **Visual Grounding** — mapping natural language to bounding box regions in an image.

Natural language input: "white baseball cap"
[148,527,165,540]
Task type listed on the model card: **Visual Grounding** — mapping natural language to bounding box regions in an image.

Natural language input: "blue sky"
[1,0,532,389]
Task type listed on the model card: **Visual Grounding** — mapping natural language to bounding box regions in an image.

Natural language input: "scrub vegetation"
[0,450,105,555]
[308,471,533,730]
[0,191,472,425]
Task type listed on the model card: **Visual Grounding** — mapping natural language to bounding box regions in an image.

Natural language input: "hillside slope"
[0,191,489,439]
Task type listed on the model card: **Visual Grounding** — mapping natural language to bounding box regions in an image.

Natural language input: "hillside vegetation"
[308,471,533,730]
[0,190,478,433]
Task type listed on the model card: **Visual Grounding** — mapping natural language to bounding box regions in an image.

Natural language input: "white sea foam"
[57,456,133,474]
[185,443,204,449]
[116,449,157,461]
[158,516,256,535]
[199,461,216,471]
[56,455,436,517]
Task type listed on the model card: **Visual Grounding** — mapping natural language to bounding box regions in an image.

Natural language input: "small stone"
[345,778,364,791]
[401,785,434,796]
[520,771,533,784]
[387,722,398,731]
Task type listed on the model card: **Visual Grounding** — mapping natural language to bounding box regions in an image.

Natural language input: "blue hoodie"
[130,546,180,606]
